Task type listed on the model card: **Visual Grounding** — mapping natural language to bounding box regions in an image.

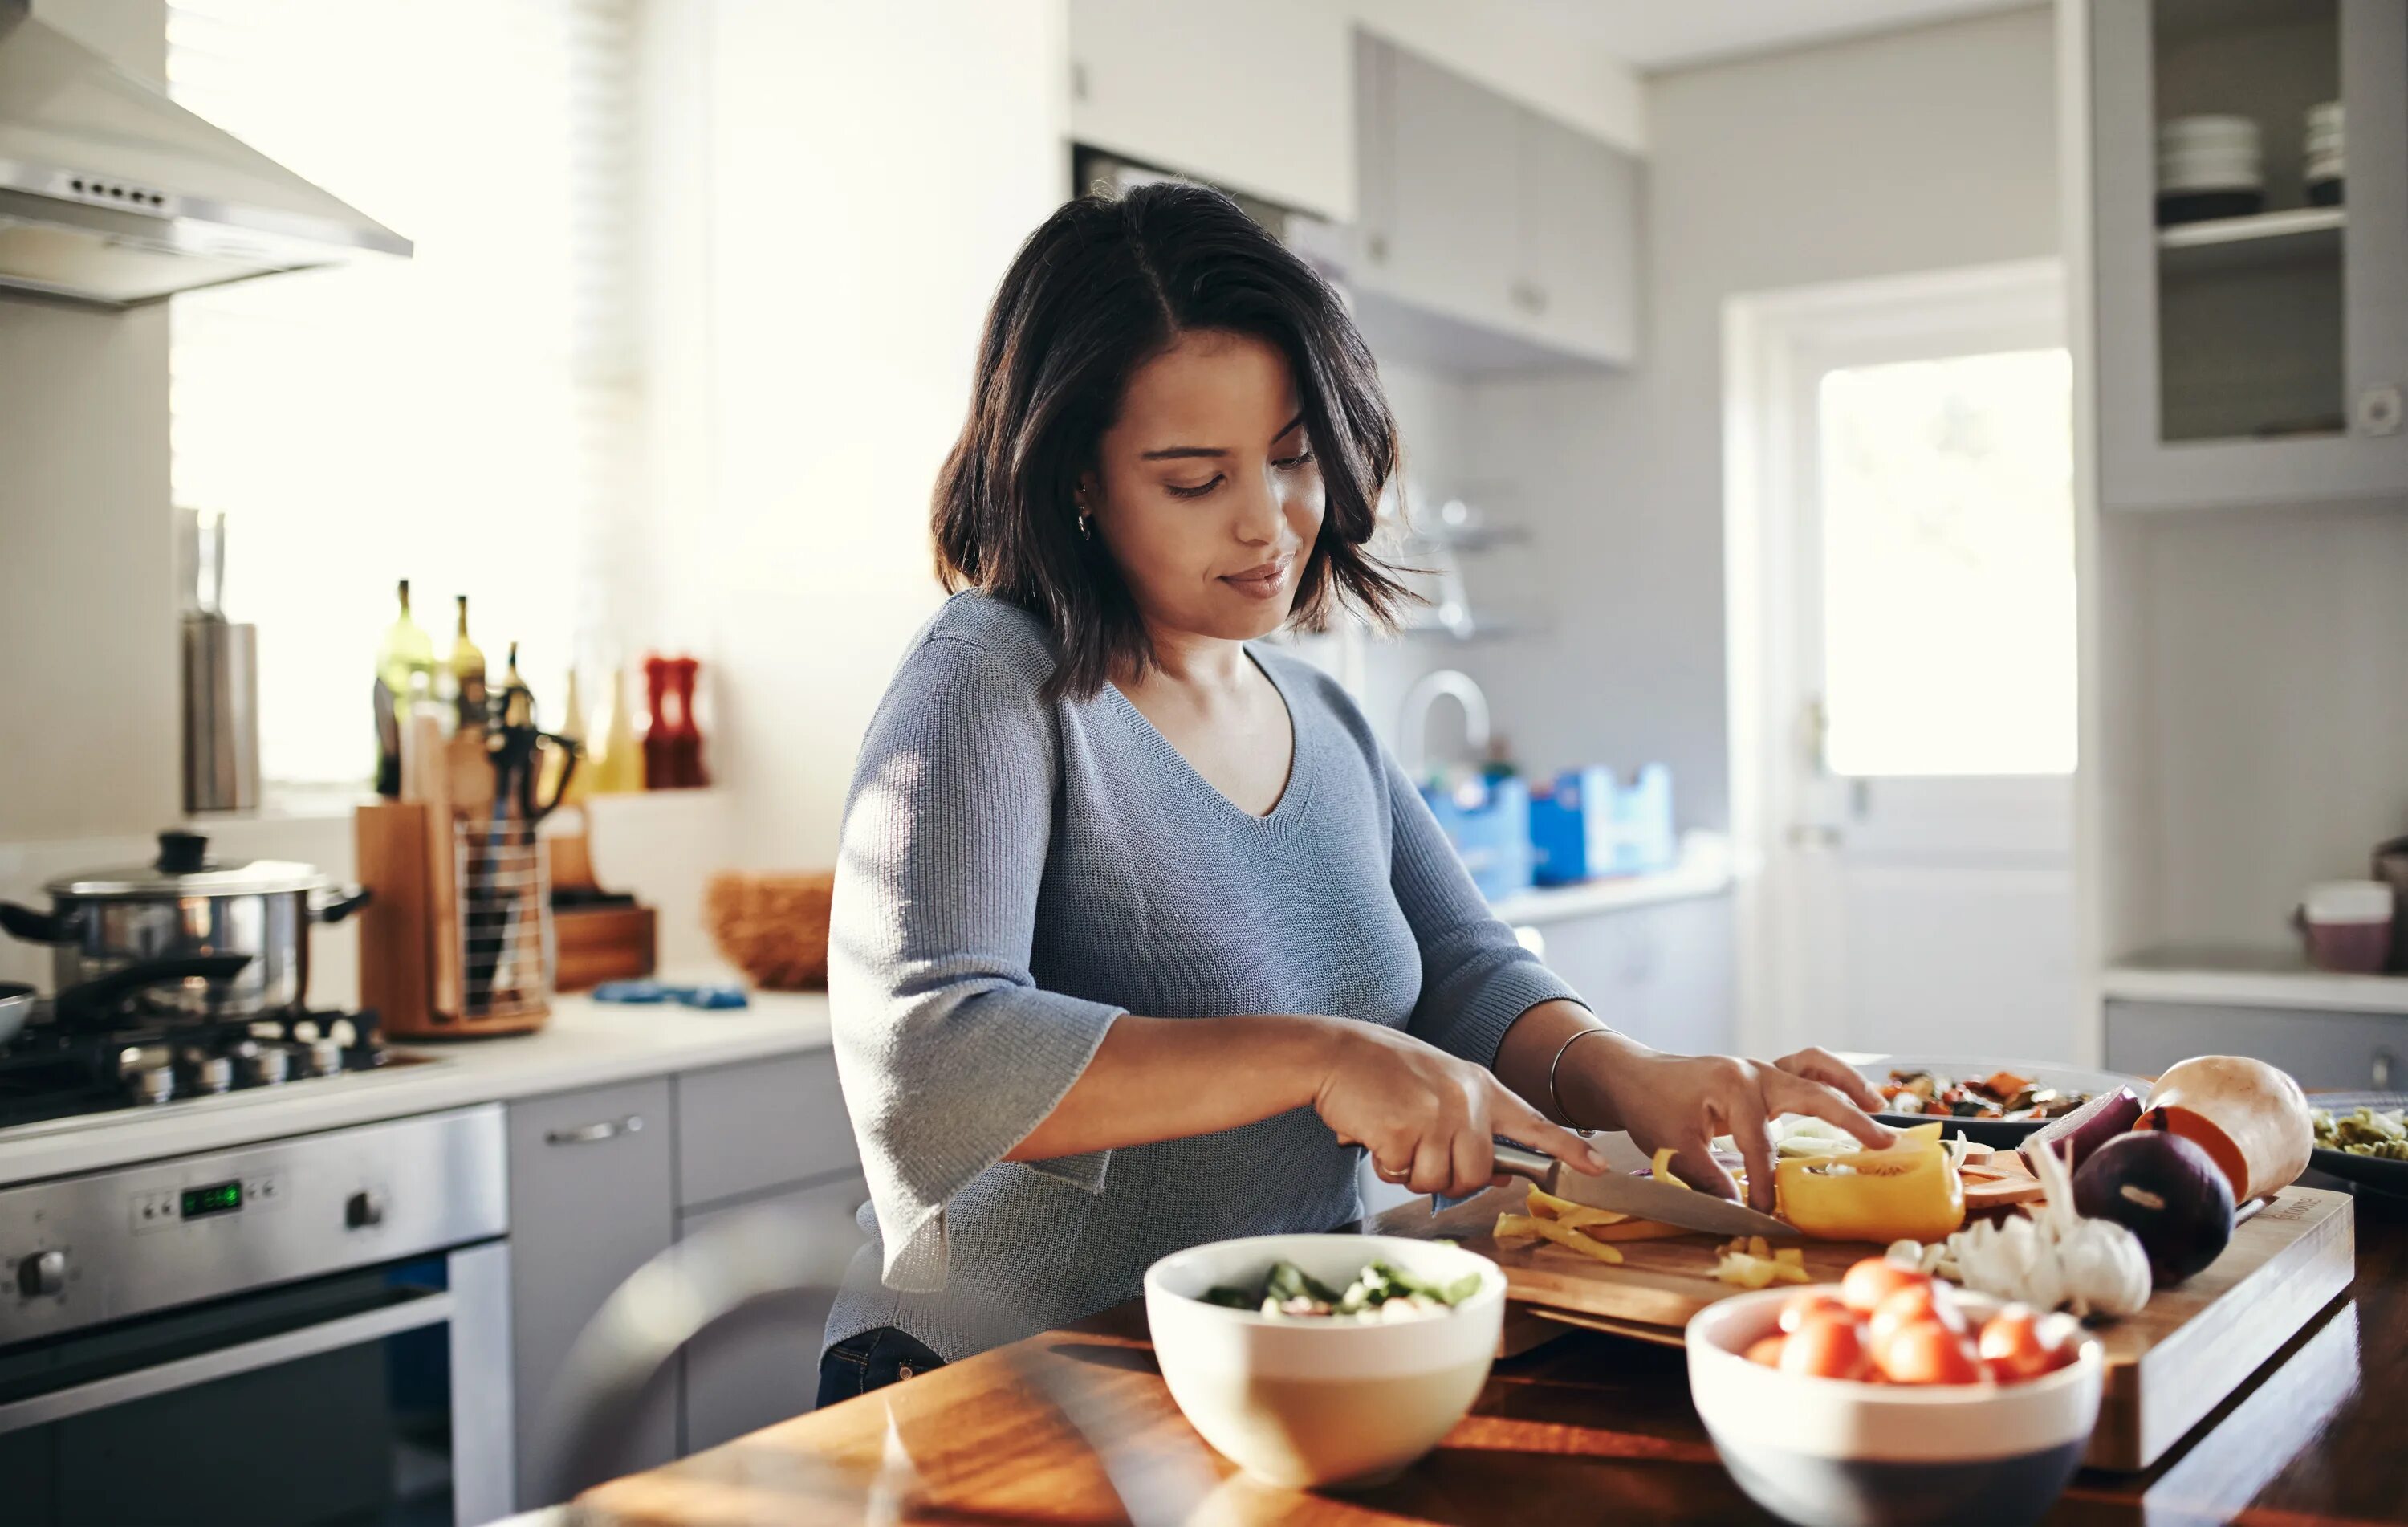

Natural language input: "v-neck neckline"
[1104,647,1312,826]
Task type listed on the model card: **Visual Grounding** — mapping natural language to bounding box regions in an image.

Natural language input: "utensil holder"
[457,820,555,1026]
[356,802,554,1038]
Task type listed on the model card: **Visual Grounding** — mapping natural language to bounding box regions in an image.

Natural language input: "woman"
[820,182,1889,1405]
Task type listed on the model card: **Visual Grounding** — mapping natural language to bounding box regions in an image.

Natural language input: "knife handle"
[1491,1142,1555,1183]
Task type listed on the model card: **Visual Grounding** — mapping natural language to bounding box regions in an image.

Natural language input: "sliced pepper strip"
[1524,1183,1632,1229]
[1494,1212,1627,1264]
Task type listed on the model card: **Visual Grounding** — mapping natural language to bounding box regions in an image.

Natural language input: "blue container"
[1420,774,1533,901]
[1527,764,1676,885]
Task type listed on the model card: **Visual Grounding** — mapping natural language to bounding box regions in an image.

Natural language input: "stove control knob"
[345,1190,385,1230]
[238,1046,289,1087]
[189,1056,232,1095]
[17,1248,65,1298]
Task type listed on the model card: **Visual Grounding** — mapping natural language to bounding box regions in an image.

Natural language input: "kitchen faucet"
[1397,668,1491,781]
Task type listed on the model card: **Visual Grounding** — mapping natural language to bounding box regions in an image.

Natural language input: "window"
[167,0,638,784]
[1816,348,2076,777]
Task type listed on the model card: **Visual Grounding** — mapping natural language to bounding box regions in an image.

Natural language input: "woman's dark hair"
[933,181,1411,699]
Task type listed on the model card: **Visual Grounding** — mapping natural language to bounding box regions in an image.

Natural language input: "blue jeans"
[816,1325,946,1410]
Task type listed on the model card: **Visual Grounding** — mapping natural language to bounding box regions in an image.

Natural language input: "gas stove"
[0,1004,433,1130]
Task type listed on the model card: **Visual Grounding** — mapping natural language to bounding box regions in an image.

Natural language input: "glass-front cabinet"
[2089,0,2408,511]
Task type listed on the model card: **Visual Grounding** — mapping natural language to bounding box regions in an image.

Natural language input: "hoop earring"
[1077,509,1093,541]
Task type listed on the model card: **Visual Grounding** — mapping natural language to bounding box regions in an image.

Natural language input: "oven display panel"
[180,1180,243,1220]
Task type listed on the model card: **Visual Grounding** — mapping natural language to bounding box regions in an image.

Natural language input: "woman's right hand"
[1307,1020,1612,1198]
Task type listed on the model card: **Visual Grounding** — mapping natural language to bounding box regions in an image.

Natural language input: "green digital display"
[181,1181,243,1219]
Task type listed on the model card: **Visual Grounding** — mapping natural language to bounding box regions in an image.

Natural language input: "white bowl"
[1144,1233,1504,1489]
[1688,1286,2103,1527]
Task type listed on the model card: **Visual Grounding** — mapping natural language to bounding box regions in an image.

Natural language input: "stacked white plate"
[2306,100,2344,202]
[2158,114,2262,193]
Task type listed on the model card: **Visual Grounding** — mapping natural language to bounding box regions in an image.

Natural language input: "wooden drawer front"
[507,1077,677,1509]
[2105,1000,2408,1091]
[676,1050,858,1209]
[680,1175,869,1451]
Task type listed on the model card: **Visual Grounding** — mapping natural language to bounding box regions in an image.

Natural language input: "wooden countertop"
[576,1190,2408,1527]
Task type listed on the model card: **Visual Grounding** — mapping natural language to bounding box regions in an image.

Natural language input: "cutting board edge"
[2087,1191,2357,1472]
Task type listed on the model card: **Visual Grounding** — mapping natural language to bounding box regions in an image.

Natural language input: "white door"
[1727,263,2081,1064]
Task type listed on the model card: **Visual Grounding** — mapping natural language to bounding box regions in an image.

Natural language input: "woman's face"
[1084,328,1325,646]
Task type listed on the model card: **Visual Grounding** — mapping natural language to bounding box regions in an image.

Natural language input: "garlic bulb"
[1885,1139,2152,1321]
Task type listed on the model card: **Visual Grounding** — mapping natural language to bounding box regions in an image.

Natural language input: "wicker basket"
[704,870,834,990]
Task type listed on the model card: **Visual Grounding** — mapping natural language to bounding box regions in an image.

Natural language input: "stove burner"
[0,1004,413,1130]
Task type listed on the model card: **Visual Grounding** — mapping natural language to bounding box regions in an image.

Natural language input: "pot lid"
[45,830,331,898]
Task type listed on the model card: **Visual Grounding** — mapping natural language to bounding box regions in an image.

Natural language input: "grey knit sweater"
[823,592,1580,1361]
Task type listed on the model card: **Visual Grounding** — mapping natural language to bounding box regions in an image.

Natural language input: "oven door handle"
[0,1286,455,1435]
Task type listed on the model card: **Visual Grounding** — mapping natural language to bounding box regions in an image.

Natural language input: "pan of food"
[1853,1056,2148,1147]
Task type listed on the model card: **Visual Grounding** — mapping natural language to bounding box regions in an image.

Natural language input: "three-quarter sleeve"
[828,634,1125,1294]
[1385,752,1583,1067]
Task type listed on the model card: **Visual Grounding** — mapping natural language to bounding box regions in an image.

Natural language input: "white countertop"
[0,989,832,1189]
[2103,948,2408,1016]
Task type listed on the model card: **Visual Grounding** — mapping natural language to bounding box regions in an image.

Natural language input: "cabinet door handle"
[2357,385,2402,438]
[2374,1049,2396,1092]
[546,1114,644,1147]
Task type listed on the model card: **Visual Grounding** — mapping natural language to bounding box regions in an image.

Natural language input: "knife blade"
[1491,1142,1794,1239]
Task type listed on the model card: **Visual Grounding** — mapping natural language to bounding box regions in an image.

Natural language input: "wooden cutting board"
[1415,1183,2355,1472]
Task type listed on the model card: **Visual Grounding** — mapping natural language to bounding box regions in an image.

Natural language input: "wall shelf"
[2157,206,2345,278]
[2104,947,2408,1016]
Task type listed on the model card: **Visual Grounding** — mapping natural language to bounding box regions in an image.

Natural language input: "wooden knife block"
[356,801,552,1038]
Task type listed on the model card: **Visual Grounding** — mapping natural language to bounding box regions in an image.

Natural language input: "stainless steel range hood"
[0,0,409,308]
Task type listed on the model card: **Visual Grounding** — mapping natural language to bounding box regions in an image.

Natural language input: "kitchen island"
[571,1188,2408,1527]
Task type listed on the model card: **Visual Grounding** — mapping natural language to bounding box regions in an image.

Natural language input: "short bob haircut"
[932,181,1411,701]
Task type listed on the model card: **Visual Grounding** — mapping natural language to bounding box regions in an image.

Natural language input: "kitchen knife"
[1492,1142,1795,1239]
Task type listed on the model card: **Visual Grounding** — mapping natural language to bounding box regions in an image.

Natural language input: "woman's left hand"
[1563,1038,1895,1212]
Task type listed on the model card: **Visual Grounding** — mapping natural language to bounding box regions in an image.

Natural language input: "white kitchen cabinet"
[2088,0,2408,511]
[1068,0,1353,220]
[1523,896,1736,1057]
[1373,41,1523,337]
[2105,998,2406,1091]
[1516,108,1641,365]
[674,1051,858,1208]
[507,1078,679,1510]
[1354,32,1639,369]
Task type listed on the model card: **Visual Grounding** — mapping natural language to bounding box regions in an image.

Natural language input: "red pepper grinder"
[668,655,708,788]
[641,654,674,789]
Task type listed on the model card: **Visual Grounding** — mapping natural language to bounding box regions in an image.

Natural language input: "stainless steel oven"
[0,1106,510,1526]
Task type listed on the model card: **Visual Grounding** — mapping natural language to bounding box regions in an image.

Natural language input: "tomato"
[1745,1334,1788,1368]
[1777,1289,1853,1334]
[1867,1281,1969,1348]
[1840,1257,1929,1315]
[1872,1318,1985,1385]
[1977,1306,2073,1384]
[1779,1310,1872,1381]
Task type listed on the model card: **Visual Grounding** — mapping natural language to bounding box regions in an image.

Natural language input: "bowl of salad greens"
[1143,1233,1504,1490]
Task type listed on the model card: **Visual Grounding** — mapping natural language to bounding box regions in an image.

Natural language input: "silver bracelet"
[1547,1025,1616,1129]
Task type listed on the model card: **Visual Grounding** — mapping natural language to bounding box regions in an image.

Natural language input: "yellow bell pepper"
[1775,1122,1965,1243]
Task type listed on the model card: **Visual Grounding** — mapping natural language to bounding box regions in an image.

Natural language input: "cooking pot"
[0,831,367,1021]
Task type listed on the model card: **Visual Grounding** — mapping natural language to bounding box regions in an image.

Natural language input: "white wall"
[1464,8,2060,833]
[661,0,1072,869]
[0,0,176,845]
